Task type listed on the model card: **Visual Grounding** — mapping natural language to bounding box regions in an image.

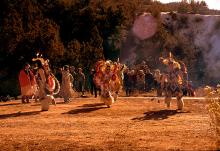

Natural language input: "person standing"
[89,69,97,97]
[78,68,86,97]
[180,61,188,96]
[145,69,154,92]
[18,63,35,103]
[60,65,75,103]
[136,70,145,93]
[70,66,77,91]
[123,68,130,96]
[154,69,163,96]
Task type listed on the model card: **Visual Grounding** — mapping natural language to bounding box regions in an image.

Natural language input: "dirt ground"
[0,97,217,151]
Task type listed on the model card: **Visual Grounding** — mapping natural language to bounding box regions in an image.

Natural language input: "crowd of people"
[18,59,87,105]
[123,60,195,98]
[18,52,195,110]
[18,56,125,108]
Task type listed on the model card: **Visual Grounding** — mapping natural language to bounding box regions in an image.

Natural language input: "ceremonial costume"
[94,60,124,107]
[36,67,47,99]
[161,53,184,110]
[32,56,60,110]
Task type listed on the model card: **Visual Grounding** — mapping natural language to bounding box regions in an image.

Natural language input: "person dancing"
[160,52,184,110]
[94,60,124,108]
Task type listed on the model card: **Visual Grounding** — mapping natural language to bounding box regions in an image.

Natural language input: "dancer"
[32,55,60,110]
[94,60,124,108]
[35,60,47,100]
[160,52,184,110]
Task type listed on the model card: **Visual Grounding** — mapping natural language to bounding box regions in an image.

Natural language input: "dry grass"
[0,97,217,151]
[208,98,220,149]
[205,86,220,149]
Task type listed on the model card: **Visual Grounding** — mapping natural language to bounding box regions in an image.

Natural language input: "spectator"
[123,68,131,96]
[154,69,163,96]
[187,81,195,97]
[145,69,154,92]
[129,69,136,94]
[78,68,86,97]
[18,63,35,103]
[136,70,145,93]
[89,69,98,97]
[60,65,75,103]
[70,66,77,91]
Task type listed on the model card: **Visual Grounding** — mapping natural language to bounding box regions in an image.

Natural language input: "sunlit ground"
[0,97,216,150]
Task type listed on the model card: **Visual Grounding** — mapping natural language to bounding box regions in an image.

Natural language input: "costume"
[60,69,75,102]
[19,66,36,103]
[94,60,124,107]
[160,52,184,110]
[36,67,46,99]
[32,56,60,110]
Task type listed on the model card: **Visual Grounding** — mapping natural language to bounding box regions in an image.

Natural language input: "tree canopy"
[0,0,220,96]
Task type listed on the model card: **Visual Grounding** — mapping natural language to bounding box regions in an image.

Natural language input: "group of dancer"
[18,52,187,110]
[19,56,60,105]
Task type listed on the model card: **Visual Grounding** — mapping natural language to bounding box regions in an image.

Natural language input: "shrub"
[0,77,20,97]
[206,86,220,149]
[194,16,203,23]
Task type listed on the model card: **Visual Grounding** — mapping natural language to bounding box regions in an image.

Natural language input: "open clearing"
[0,97,217,151]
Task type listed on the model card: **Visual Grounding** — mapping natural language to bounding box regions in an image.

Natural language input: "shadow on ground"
[63,103,107,115]
[0,111,41,119]
[31,101,68,106]
[132,110,190,121]
[77,103,105,108]
[0,102,21,107]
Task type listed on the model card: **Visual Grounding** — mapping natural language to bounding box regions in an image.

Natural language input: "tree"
[178,1,190,13]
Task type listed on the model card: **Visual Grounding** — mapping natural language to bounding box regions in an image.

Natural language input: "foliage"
[177,1,190,13]
[0,0,220,96]
[205,86,220,149]
[0,0,141,96]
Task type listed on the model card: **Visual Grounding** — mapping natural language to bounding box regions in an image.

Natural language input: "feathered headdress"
[32,53,49,66]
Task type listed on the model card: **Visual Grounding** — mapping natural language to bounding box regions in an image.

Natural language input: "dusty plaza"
[0,97,216,150]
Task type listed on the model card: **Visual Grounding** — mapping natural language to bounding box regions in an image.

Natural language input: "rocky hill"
[120,12,220,86]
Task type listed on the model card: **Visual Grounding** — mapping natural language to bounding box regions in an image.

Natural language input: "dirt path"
[0,97,217,151]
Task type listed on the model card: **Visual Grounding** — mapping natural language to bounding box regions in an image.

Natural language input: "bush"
[0,77,20,97]
[206,86,220,149]
[194,16,203,23]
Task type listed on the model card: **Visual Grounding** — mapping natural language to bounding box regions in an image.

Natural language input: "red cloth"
[47,75,55,92]
[19,69,35,87]
[19,69,31,87]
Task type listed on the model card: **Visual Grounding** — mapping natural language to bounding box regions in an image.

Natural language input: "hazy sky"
[158,0,220,10]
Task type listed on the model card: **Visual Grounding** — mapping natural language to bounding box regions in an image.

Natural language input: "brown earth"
[0,97,217,151]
